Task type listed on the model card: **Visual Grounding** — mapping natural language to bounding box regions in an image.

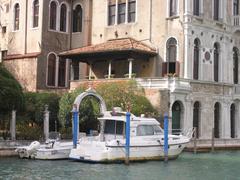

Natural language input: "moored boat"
[15,132,72,160]
[69,108,191,162]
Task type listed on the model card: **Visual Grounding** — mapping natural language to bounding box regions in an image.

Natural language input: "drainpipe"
[149,0,152,42]
[24,0,28,54]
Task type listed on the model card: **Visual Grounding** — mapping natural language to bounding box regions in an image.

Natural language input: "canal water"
[0,151,240,180]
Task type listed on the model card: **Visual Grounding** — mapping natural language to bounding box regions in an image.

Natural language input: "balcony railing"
[232,15,240,26]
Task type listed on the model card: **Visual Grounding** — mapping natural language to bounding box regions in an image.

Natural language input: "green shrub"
[0,64,24,112]
[16,122,43,140]
[22,92,60,132]
[58,86,100,133]
[58,81,158,134]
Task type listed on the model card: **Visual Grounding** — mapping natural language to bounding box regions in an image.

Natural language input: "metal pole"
[164,113,168,162]
[44,105,49,141]
[10,110,16,140]
[211,128,215,152]
[125,112,131,165]
[73,105,79,148]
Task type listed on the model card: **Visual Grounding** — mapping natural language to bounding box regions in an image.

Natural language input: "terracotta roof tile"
[59,38,157,56]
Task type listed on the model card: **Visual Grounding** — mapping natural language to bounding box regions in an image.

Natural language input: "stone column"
[44,105,49,141]
[201,100,213,139]
[10,110,16,140]
[184,96,193,133]
[108,61,112,79]
[183,28,191,79]
[221,100,231,138]
[89,63,93,80]
[128,58,133,78]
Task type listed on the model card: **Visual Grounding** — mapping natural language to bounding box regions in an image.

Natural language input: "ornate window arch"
[14,3,20,30]
[33,0,39,28]
[73,4,82,32]
[193,38,200,80]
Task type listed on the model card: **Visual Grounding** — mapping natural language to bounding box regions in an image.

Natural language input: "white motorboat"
[16,132,73,160]
[69,108,192,162]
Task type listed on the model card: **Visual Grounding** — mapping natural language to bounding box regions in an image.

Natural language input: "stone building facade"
[1,0,240,143]
[61,0,240,142]
[0,0,91,91]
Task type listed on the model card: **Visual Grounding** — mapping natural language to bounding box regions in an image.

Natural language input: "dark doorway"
[231,104,236,138]
[172,101,182,134]
[214,102,220,138]
[193,101,200,138]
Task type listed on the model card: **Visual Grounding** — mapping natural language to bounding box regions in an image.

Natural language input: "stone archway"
[73,88,107,113]
[72,88,107,146]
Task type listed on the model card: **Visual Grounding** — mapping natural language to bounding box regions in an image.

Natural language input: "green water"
[0,152,240,180]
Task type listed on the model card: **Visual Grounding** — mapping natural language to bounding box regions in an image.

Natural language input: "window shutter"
[162,62,168,77]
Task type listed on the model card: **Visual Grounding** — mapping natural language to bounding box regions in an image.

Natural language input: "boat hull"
[69,140,187,163]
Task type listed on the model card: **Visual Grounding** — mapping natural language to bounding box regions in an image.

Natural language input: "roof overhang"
[59,38,157,63]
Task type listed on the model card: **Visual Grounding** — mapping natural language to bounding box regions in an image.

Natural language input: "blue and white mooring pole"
[73,105,79,148]
[164,113,169,162]
[125,111,131,165]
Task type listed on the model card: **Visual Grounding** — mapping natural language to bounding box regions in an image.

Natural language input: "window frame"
[60,3,68,32]
[49,0,58,31]
[233,0,239,15]
[107,0,136,26]
[47,53,57,87]
[193,0,200,16]
[32,0,39,28]
[72,4,83,33]
[193,38,200,80]
[13,3,20,31]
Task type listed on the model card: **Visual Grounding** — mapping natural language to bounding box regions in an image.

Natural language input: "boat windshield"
[136,125,163,136]
[104,120,124,135]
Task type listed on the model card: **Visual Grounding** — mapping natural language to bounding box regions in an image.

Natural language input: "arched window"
[60,4,67,32]
[14,3,20,30]
[213,0,220,20]
[233,47,239,84]
[33,0,39,28]
[193,39,200,80]
[193,0,200,16]
[214,43,220,82]
[47,53,56,86]
[193,101,200,138]
[230,104,236,138]
[49,1,57,30]
[163,37,179,76]
[73,4,82,32]
[234,0,239,15]
[169,0,177,16]
[214,102,220,138]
